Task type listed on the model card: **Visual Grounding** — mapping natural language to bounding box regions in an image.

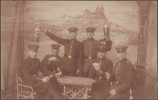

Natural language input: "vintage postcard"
[1,0,157,99]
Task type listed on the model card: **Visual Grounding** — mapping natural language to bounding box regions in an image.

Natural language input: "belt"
[84,56,97,59]
[64,55,78,59]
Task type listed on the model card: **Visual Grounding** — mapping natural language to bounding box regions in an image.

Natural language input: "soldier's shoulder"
[125,60,133,65]
[23,59,28,64]
[106,58,113,65]
[125,60,135,69]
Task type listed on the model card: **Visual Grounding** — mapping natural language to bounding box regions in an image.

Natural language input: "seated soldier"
[108,45,135,99]
[20,44,63,99]
[88,45,113,99]
[40,44,63,93]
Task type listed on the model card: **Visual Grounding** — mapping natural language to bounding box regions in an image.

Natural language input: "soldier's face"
[117,52,126,60]
[87,32,94,39]
[28,50,37,58]
[97,52,106,59]
[69,32,77,39]
[51,49,59,56]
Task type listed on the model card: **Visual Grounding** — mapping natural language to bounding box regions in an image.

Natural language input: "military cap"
[97,45,107,52]
[68,27,78,32]
[86,26,96,33]
[115,45,128,53]
[51,44,61,49]
[27,44,39,51]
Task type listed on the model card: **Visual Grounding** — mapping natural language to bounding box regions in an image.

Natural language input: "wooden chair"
[16,76,37,99]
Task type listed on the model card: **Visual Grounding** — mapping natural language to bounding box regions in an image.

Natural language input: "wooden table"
[57,76,96,99]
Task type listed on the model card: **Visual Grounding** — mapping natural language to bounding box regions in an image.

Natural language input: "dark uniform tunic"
[82,38,112,77]
[88,57,113,99]
[45,32,82,76]
[20,57,62,99]
[109,58,135,99]
[40,55,63,76]
[40,55,63,92]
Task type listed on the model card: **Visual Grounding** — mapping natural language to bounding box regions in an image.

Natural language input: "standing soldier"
[82,26,112,77]
[40,44,63,92]
[88,45,113,99]
[108,45,135,99]
[45,27,82,76]
[20,44,63,99]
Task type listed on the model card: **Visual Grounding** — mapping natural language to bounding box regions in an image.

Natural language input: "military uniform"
[40,44,63,93]
[40,55,63,76]
[45,27,82,76]
[88,46,113,99]
[40,44,63,76]
[108,45,135,99]
[82,27,112,77]
[20,45,62,99]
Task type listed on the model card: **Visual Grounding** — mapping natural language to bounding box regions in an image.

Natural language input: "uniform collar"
[97,57,107,62]
[119,58,128,63]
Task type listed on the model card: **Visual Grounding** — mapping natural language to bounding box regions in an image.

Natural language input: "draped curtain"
[1,1,26,99]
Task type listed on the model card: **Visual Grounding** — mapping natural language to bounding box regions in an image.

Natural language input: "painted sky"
[25,1,139,31]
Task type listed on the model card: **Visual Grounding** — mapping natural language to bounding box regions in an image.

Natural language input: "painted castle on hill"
[63,6,108,32]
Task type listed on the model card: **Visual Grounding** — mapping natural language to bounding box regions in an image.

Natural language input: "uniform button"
[68,56,72,58]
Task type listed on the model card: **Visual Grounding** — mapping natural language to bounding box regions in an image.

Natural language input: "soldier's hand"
[106,72,111,80]
[110,89,116,96]
[42,76,50,82]
[55,71,62,77]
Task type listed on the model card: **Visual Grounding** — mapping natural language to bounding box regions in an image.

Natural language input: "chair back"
[16,75,35,99]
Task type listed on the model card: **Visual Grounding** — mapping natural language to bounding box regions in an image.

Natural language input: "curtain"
[1,1,26,98]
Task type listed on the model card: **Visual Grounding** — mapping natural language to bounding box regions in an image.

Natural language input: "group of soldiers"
[18,26,135,99]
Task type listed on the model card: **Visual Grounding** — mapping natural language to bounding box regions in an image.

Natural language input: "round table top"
[57,76,96,86]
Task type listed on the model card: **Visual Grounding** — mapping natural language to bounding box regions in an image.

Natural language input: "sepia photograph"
[1,0,157,99]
